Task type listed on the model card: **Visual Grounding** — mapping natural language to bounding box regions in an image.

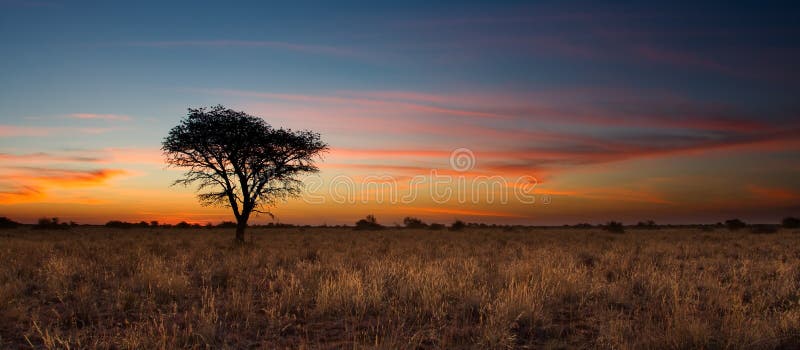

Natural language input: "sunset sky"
[1,1,799,225]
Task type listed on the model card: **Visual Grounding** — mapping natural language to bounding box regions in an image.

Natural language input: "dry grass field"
[1,226,799,349]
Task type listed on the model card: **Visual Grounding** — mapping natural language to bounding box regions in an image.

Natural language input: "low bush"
[604,221,625,233]
[0,216,20,229]
[428,223,445,230]
[33,217,70,230]
[449,220,466,231]
[725,219,747,231]
[216,221,238,228]
[354,215,383,230]
[636,220,658,229]
[403,217,427,229]
[106,220,134,229]
[782,217,800,229]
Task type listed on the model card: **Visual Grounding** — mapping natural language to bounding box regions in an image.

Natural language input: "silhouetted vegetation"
[105,220,151,229]
[449,220,466,231]
[216,221,238,229]
[402,217,427,229]
[162,105,328,243]
[106,220,134,229]
[636,220,658,229]
[428,223,445,230]
[174,221,202,229]
[573,223,593,229]
[725,219,747,231]
[0,217,20,229]
[33,217,70,230]
[355,215,383,230]
[604,221,625,233]
[782,216,800,229]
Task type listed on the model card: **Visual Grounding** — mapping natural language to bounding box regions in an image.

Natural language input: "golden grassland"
[1,226,799,349]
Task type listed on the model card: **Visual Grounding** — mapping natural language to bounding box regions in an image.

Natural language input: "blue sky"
[1,1,799,224]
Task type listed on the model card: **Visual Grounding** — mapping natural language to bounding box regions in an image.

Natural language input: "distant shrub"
[403,217,427,229]
[175,221,192,229]
[355,215,383,230]
[33,217,70,230]
[636,220,658,229]
[750,224,778,234]
[0,217,21,229]
[603,221,625,233]
[782,217,800,229]
[449,220,466,231]
[150,220,159,227]
[217,221,238,228]
[573,223,593,229]
[725,219,747,231]
[428,223,445,230]
[106,220,135,229]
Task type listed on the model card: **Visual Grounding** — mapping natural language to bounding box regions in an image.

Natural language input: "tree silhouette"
[162,105,328,242]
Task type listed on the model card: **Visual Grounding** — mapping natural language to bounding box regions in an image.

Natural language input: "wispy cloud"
[747,185,800,202]
[201,88,509,119]
[69,113,131,121]
[0,125,51,137]
[0,124,120,137]
[0,167,128,204]
[128,40,361,57]
[0,148,163,165]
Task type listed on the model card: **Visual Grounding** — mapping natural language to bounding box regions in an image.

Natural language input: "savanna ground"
[1,226,799,349]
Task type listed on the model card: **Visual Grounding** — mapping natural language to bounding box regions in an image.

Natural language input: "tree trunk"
[235,219,247,243]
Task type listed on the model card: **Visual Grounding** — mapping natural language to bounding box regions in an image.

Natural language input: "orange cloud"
[0,168,128,204]
[410,207,524,218]
[747,185,800,202]
[21,168,128,188]
[0,186,45,204]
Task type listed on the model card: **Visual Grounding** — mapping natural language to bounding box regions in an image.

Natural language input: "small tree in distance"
[450,220,466,231]
[725,219,747,231]
[604,221,625,233]
[0,217,20,229]
[782,217,800,229]
[162,105,328,243]
[403,217,427,229]
[355,215,383,230]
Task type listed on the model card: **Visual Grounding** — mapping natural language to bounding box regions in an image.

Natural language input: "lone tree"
[162,105,328,242]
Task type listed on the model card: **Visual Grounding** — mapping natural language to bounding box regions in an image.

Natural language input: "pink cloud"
[203,88,510,119]
[0,125,52,137]
[0,124,120,137]
[236,88,772,132]
[635,45,728,72]
[69,113,131,121]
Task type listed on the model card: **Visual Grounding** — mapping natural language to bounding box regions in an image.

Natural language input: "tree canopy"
[162,105,328,242]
